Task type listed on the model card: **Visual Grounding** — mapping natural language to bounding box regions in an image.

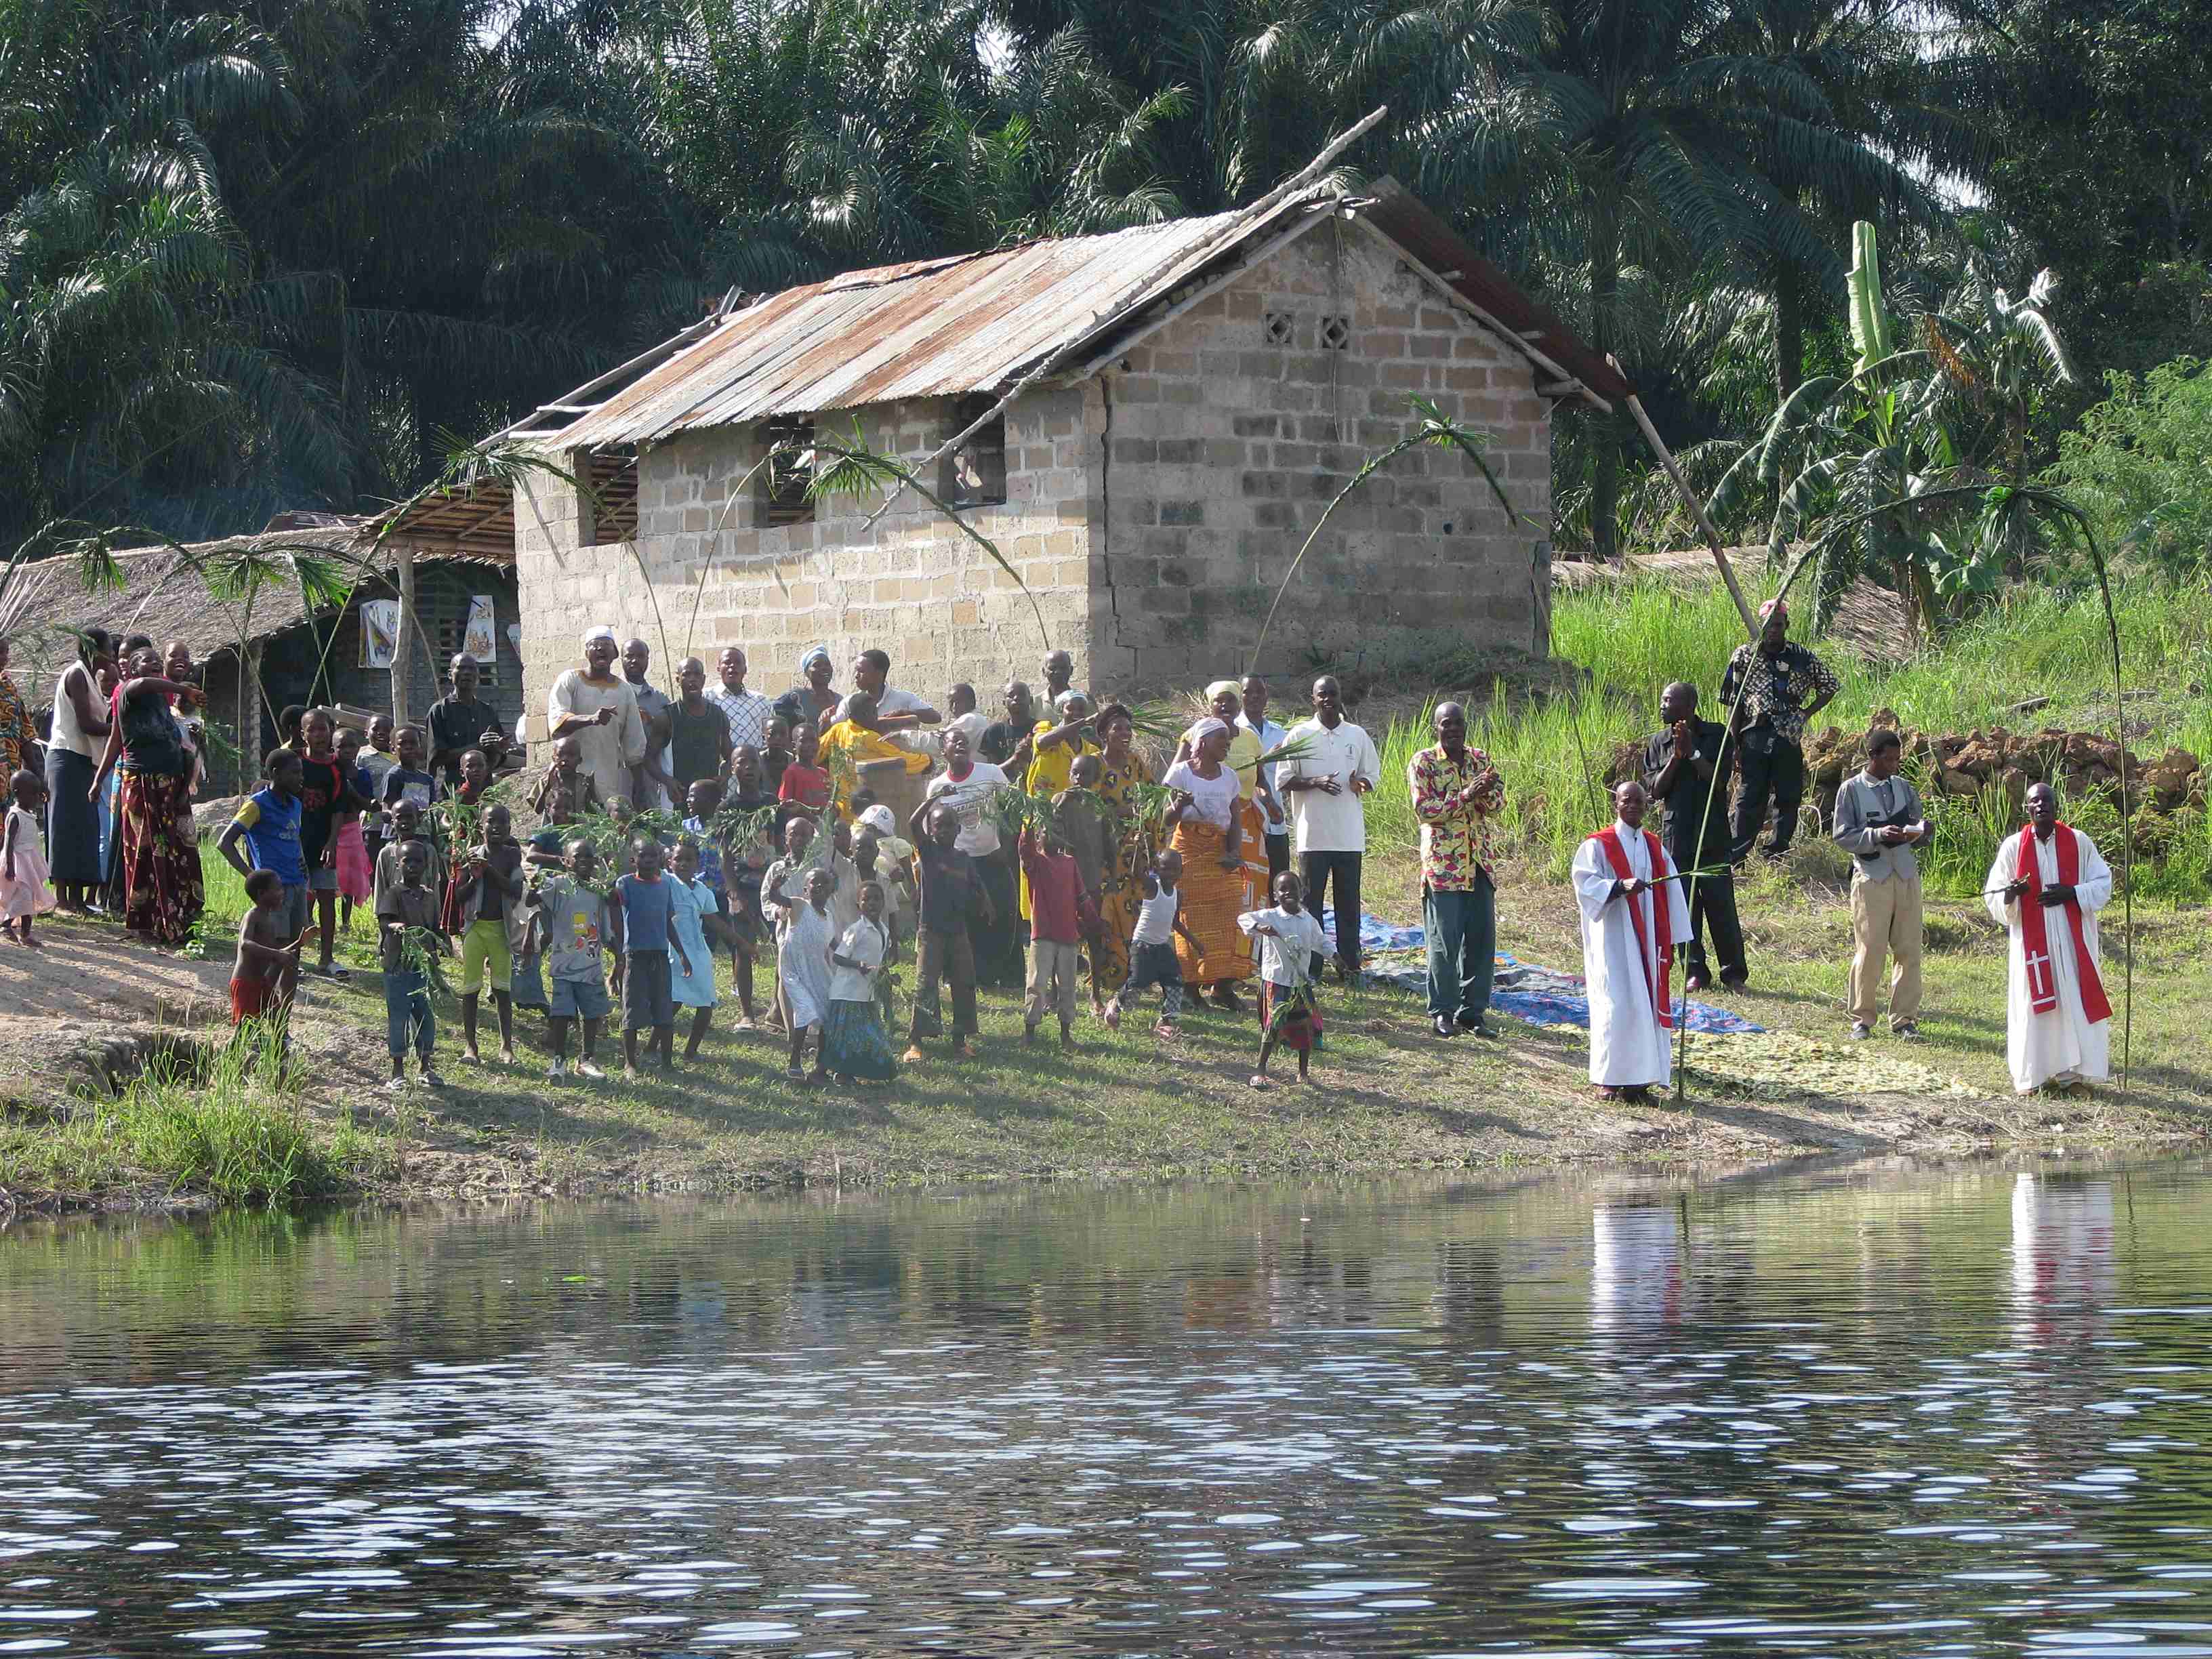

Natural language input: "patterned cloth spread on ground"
[1329,908,1765,1036]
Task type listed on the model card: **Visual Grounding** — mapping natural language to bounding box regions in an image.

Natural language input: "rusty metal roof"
[554,199,1332,451]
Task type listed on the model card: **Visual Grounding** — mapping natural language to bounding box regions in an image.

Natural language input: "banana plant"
[1706,221,2075,639]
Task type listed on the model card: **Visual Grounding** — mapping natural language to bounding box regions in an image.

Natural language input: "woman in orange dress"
[1089,704,1155,1000]
[1163,717,1262,1010]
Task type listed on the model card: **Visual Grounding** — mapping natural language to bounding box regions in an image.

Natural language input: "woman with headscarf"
[91,642,201,945]
[546,626,646,806]
[1090,703,1155,1002]
[787,646,842,733]
[45,628,114,914]
[0,637,38,781]
[1163,716,1260,1010]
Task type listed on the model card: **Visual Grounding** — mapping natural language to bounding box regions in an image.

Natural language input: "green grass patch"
[0,1019,390,1208]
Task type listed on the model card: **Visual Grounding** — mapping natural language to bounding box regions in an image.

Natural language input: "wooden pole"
[1609,356,1760,641]
[394,541,417,731]
[242,641,262,790]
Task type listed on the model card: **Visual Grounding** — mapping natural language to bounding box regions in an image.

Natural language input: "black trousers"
[1263,831,1290,884]
[967,851,1023,987]
[1298,850,1362,978]
[1731,736,1806,861]
[1677,865,1747,983]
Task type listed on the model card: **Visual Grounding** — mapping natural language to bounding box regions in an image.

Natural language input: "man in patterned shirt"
[708,647,775,756]
[1408,701,1507,1039]
[1720,598,1838,863]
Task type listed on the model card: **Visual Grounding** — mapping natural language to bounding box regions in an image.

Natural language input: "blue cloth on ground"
[1330,908,1763,1036]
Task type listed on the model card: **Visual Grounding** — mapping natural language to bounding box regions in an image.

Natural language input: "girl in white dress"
[781,865,836,1082]
[1,769,53,945]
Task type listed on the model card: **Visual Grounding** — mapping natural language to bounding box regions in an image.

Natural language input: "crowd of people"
[0,605,2122,1103]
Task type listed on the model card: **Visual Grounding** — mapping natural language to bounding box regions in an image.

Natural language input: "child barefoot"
[612,836,689,1079]
[375,842,449,1092]
[823,880,897,1086]
[668,837,724,1063]
[535,839,611,1080]
[1105,849,1201,1037]
[1,769,53,946]
[781,865,837,1082]
[230,868,302,1027]
[1239,869,1329,1089]
[1019,821,1091,1051]
[453,803,523,1066]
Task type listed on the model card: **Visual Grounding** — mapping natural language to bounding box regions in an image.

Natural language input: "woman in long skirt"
[1163,719,1261,1010]
[1089,704,1155,1002]
[822,884,897,1084]
[44,630,115,913]
[97,648,202,947]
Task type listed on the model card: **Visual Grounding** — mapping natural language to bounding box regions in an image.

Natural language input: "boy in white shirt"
[1238,869,1330,1089]
[1103,848,1201,1038]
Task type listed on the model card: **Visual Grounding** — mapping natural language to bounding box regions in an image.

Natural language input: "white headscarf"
[857,804,897,838]
[1188,717,1231,745]
[582,624,617,646]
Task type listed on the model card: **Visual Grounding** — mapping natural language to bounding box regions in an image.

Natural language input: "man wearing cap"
[547,627,646,806]
[1720,598,1838,863]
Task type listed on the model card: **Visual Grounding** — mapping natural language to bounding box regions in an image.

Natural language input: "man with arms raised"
[1985,782,2114,1094]
[1572,780,1691,1103]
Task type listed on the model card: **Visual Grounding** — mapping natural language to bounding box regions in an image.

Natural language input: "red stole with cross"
[2014,823,2112,1023]
[1593,826,1673,1029]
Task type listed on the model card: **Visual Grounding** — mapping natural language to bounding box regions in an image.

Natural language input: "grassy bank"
[1364,576,2212,900]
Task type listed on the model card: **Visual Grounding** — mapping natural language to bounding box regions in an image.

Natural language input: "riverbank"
[1,839,2204,1212]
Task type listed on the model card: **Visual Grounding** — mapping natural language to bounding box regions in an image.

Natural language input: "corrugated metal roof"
[556,200,1324,451]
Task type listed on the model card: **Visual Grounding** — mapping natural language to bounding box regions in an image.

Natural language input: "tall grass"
[1368,576,2212,900]
[0,1019,383,1206]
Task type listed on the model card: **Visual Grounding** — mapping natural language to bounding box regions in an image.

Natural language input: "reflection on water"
[0,1162,2205,1656]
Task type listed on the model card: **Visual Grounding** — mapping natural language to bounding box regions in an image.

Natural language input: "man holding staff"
[1572,781,1690,1102]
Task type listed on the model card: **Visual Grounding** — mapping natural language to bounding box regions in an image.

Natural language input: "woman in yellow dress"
[1090,703,1154,1000]
[817,691,931,821]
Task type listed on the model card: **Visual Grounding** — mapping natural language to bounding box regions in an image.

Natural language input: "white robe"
[1984,827,2113,1092]
[1573,820,1691,1086]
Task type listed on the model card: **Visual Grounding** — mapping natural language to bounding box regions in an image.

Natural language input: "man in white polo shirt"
[1279,675,1383,985]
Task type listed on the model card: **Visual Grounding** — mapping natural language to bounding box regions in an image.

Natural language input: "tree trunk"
[394,542,417,731]
[1588,200,1622,565]
[1774,276,1805,403]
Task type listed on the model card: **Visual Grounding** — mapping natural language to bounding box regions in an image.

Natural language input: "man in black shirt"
[426,653,505,789]
[1640,680,1747,990]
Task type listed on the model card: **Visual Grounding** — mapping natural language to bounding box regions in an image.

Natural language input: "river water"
[0,1161,2206,1656]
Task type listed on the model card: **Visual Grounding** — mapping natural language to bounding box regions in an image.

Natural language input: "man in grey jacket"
[1830,727,1931,1040]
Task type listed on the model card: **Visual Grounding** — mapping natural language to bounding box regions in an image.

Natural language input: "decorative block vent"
[1319,314,1351,350]
[1263,310,1294,346]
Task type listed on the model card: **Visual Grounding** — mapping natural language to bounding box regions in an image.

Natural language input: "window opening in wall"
[1319,314,1351,351]
[1263,310,1294,346]
[939,395,1008,508]
[579,451,639,546]
[758,417,816,526]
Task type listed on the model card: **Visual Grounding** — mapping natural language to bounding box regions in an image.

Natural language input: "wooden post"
[393,541,417,731]
[241,641,262,792]
[1608,356,1761,641]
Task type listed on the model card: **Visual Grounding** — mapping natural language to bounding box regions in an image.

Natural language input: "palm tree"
[1404,0,1963,562]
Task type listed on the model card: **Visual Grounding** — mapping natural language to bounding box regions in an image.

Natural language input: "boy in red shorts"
[230,867,304,1026]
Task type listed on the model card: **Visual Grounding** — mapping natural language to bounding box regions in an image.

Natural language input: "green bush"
[2043,358,2212,575]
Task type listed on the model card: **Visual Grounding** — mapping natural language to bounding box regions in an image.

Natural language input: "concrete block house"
[382,178,1623,737]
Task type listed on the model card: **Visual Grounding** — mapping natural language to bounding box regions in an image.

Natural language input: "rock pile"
[1801,714,2205,816]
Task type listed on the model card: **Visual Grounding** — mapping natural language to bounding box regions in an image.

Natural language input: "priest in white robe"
[1984,782,2114,1094]
[1573,781,1692,1100]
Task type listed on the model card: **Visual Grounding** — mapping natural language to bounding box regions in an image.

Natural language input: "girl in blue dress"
[669,838,724,1061]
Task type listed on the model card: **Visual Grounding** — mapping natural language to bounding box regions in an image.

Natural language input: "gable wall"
[1086,220,1553,690]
